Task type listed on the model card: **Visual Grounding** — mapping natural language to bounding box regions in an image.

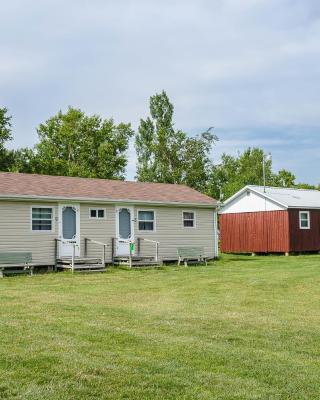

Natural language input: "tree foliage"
[207,148,305,200]
[16,107,134,179]
[0,107,15,171]
[135,91,217,192]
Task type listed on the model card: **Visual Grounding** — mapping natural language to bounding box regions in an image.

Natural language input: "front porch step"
[57,264,106,273]
[57,264,104,269]
[56,257,102,265]
[113,256,155,262]
[113,256,162,267]
[75,269,106,273]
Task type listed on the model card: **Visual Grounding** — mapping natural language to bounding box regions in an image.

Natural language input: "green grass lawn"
[0,255,320,400]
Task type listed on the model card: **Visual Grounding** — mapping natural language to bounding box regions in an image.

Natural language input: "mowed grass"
[0,255,320,399]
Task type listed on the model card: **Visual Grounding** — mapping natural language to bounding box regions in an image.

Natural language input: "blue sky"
[1,0,320,184]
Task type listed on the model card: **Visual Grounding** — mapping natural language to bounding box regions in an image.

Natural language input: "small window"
[183,211,195,228]
[299,211,310,229]
[32,207,53,231]
[90,208,106,219]
[138,210,155,231]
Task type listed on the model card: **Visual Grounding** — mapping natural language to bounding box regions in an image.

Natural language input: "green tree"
[135,91,217,191]
[273,169,296,187]
[207,148,299,200]
[0,107,14,171]
[20,107,134,179]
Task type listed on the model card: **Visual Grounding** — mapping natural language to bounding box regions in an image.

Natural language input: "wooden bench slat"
[177,247,207,267]
[0,252,33,277]
[0,252,32,264]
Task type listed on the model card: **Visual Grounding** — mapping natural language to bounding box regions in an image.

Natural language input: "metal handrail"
[85,238,110,247]
[111,237,160,266]
[84,238,108,265]
[54,238,77,272]
[139,238,159,245]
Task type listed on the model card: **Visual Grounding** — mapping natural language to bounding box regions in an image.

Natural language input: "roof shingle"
[0,172,217,206]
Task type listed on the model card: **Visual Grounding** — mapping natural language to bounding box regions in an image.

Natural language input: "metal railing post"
[54,238,58,272]
[129,242,132,268]
[84,238,88,258]
[137,237,141,256]
[102,245,106,266]
[111,238,115,264]
[72,243,75,273]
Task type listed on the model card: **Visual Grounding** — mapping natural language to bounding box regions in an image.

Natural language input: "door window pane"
[119,208,131,239]
[63,207,76,239]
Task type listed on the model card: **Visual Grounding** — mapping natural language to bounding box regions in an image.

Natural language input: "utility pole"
[263,153,272,193]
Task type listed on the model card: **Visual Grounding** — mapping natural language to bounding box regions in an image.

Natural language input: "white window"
[138,210,155,231]
[89,208,106,219]
[31,207,53,232]
[183,211,195,228]
[299,211,310,229]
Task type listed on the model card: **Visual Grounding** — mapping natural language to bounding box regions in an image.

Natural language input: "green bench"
[0,252,34,278]
[177,247,207,267]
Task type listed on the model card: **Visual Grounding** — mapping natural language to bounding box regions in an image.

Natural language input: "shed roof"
[0,172,217,207]
[224,185,320,209]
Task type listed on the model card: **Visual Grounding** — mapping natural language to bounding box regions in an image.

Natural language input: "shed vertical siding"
[288,209,320,252]
[220,211,290,253]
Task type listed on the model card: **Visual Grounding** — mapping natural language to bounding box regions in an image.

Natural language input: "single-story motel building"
[0,172,219,270]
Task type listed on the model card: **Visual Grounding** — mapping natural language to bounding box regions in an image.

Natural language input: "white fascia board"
[0,194,217,209]
[220,186,288,212]
[249,187,288,209]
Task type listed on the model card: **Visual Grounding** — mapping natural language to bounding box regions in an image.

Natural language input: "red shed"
[220,186,320,254]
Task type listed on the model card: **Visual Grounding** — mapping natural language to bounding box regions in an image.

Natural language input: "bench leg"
[0,269,3,278]
[184,259,188,267]
[178,257,181,266]
[29,266,34,277]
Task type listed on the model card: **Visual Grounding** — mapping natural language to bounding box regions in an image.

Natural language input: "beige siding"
[0,201,58,264]
[134,206,216,260]
[0,200,216,265]
[80,204,115,261]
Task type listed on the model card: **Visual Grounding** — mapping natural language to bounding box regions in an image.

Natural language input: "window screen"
[183,211,195,227]
[32,207,53,231]
[90,208,105,219]
[138,210,155,231]
[299,211,310,229]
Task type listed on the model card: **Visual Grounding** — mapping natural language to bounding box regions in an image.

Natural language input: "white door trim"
[58,203,80,257]
[115,205,135,256]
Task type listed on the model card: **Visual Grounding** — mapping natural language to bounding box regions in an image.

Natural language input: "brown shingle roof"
[0,172,217,206]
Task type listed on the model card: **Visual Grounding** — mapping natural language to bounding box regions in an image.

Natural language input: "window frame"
[30,205,54,233]
[299,210,310,230]
[137,209,156,232]
[182,210,196,229]
[89,208,106,220]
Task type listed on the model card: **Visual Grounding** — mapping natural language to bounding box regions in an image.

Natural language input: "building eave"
[0,194,217,208]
